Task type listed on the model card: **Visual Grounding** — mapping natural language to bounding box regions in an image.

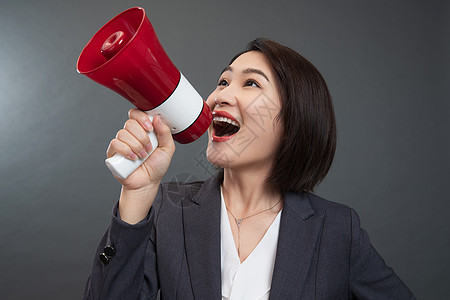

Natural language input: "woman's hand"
[106,108,175,223]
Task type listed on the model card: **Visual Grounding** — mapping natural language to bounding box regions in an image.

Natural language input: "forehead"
[228,51,273,75]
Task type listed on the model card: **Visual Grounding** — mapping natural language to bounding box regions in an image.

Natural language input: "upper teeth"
[213,117,239,127]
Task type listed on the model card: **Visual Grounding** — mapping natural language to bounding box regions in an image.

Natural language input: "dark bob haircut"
[224,38,337,192]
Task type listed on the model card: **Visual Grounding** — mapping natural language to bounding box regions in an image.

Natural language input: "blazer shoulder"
[306,192,353,214]
[305,192,363,233]
[305,193,367,239]
[161,180,205,194]
[155,180,205,210]
[159,173,221,204]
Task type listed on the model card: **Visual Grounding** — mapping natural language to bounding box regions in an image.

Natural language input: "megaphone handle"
[104,115,159,180]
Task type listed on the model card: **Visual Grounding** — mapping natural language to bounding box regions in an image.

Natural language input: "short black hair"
[227,38,337,192]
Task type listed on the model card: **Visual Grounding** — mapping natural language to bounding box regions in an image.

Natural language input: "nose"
[213,89,237,107]
[206,83,238,110]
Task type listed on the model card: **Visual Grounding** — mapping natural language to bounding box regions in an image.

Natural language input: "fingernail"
[145,143,153,152]
[145,121,153,131]
[139,149,148,158]
[128,153,138,160]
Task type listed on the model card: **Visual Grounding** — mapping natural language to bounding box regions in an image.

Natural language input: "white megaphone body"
[76,7,212,179]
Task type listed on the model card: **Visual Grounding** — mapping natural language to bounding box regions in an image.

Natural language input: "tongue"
[215,121,238,137]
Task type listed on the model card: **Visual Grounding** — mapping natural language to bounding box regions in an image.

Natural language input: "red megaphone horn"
[77,7,212,179]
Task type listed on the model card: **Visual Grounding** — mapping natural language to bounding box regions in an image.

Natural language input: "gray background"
[0,0,448,299]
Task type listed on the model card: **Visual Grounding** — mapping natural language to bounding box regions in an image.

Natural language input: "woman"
[84,38,415,299]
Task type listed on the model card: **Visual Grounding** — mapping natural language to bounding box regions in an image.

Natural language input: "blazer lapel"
[182,175,222,299]
[269,191,325,299]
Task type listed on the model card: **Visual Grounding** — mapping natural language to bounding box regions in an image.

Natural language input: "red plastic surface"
[100,31,126,60]
[173,101,212,144]
[77,7,180,111]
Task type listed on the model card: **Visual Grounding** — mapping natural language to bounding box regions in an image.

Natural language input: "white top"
[220,188,282,300]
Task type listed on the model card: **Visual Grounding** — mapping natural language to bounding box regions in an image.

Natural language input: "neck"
[222,165,282,215]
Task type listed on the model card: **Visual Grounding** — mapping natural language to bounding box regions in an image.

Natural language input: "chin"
[206,143,235,169]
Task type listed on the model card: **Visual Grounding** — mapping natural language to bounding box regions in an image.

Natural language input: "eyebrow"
[220,66,270,82]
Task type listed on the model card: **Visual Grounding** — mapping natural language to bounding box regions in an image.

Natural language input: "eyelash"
[244,79,260,88]
[217,78,228,86]
[217,78,260,88]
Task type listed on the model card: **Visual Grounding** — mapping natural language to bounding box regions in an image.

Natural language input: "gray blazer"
[84,174,415,299]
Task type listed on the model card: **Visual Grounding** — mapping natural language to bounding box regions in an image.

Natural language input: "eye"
[244,79,260,88]
[217,78,229,87]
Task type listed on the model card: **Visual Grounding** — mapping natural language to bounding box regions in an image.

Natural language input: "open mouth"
[212,111,240,141]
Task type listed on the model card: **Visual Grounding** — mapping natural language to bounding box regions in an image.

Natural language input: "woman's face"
[206,51,282,171]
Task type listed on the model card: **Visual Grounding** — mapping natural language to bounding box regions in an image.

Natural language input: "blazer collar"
[269,191,325,299]
[182,174,222,299]
[182,174,324,299]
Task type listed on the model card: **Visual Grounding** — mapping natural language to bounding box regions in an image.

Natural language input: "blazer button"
[103,245,116,258]
[99,252,109,265]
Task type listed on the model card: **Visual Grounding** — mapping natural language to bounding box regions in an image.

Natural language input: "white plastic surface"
[146,72,203,134]
[105,115,158,180]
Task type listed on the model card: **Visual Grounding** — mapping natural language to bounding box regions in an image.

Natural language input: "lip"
[211,110,240,142]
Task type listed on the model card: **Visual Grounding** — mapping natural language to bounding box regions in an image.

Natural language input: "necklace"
[224,197,282,259]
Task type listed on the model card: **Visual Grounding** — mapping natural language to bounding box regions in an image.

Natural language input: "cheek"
[242,108,282,154]
[243,104,281,137]
[271,117,283,137]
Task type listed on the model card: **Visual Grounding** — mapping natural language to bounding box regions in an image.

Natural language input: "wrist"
[119,184,160,225]
[121,182,160,198]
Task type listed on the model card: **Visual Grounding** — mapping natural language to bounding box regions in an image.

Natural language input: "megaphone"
[77,7,212,180]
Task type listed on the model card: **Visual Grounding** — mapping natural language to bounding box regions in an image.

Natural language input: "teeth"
[213,117,239,127]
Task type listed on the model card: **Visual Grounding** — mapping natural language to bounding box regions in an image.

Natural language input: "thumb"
[153,115,175,153]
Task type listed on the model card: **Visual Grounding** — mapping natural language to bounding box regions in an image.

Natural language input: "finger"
[107,139,138,160]
[153,115,175,154]
[116,129,148,159]
[123,119,153,153]
[128,108,153,131]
